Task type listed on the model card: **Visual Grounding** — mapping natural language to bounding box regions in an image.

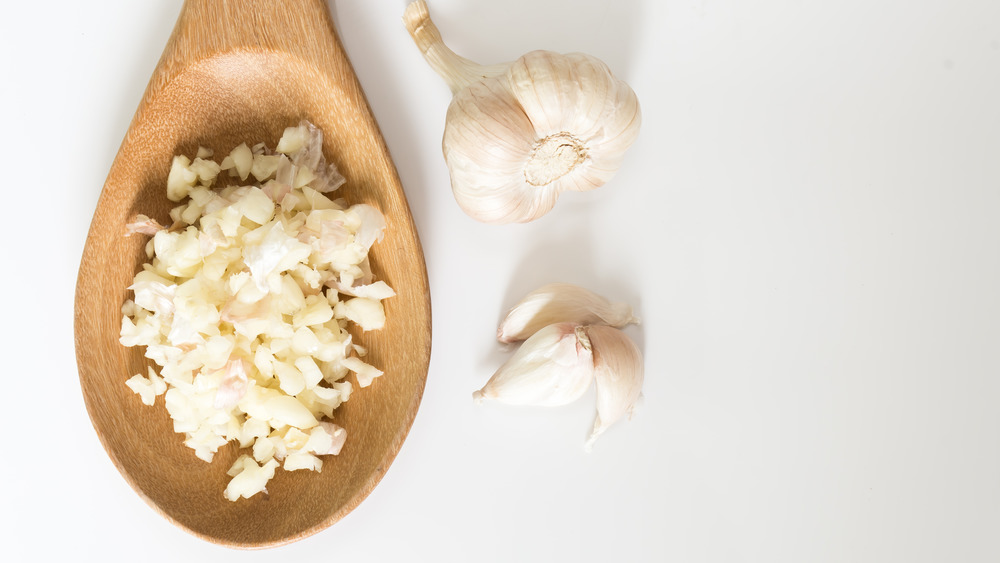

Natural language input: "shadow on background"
[437,0,642,78]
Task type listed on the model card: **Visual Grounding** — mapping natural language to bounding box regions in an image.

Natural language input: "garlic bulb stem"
[403,0,508,93]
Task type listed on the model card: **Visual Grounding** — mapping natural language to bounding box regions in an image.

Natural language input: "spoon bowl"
[75,0,430,548]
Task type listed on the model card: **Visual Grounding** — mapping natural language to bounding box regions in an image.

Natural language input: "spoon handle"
[154,0,342,85]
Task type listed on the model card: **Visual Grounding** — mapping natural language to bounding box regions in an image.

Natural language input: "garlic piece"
[403,0,641,224]
[473,323,594,406]
[124,214,165,237]
[498,282,639,343]
[583,325,644,451]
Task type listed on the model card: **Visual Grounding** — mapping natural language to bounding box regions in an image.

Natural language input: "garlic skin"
[583,325,644,451]
[498,282,640,343]
[473,323,594,407]
[404,0,641,224]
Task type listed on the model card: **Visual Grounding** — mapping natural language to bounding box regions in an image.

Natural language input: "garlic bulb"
[403,0,641,224]
[498,282,639,343]
[473,323,594,407]
[584,326,644,451]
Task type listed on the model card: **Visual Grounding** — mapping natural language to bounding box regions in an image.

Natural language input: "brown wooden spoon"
[75,0,431,548]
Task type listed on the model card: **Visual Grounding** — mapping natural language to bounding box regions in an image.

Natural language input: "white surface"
[2,0,999,560]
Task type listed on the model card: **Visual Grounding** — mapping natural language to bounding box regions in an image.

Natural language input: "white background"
[2,0,999,561]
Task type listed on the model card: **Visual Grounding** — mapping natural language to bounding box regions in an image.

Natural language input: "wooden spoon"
[75,0,431,548]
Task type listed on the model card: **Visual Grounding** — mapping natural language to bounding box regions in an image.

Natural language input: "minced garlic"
[120,121,393,501]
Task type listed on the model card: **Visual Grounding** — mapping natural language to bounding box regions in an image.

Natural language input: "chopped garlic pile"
[120,121,393,501]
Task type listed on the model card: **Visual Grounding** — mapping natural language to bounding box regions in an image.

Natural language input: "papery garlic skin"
[498,282,640,343]
[473,323,594,407]
[404,0,641,224]
[583,325,644,451]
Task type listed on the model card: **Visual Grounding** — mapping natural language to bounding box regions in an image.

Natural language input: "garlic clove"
[498,283,639,343]
[509,51,606,138]
[583,325,644,451]
[551,53,642,147]
[447,80,535,155]
[473,323,594,407]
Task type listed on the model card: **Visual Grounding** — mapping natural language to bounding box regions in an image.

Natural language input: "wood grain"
[74,0,431,548]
